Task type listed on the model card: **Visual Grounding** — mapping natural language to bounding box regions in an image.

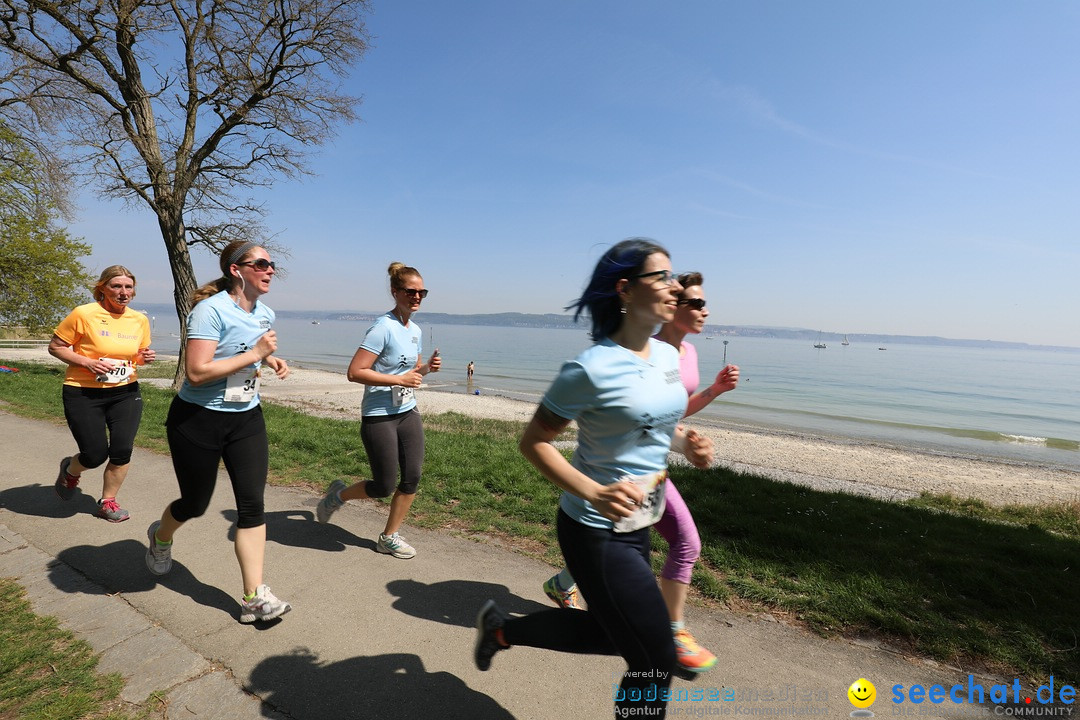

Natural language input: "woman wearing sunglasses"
[316,262,441,559]
[541,271,739,678]
[145,240,292,624]
[651,271,739,672]
[474,239,714,720]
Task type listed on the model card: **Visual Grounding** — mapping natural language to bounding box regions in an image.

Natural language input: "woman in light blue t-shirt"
[145,240,292,625]
[473,239,715,720]
[315,262,441,559]
[543,271,741,678]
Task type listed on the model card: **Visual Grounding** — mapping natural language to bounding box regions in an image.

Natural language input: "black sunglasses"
[677,298,706,310]
[632,269,677,287]
[238,259,276,271]
[398,288,429,299]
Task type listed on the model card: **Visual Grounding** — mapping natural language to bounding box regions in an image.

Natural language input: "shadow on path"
[0,482,99,520]
[52,540,238,620]
[387,578,549,628]
[248,650,516,720]
[222,509,379,553]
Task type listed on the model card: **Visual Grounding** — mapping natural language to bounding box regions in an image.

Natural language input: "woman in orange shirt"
[49,265,155,522]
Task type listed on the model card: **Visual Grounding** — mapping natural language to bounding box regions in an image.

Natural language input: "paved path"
[0,407,991,719]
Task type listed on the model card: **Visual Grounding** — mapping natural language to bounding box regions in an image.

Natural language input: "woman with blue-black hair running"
[473,239,714,720]
[315,262,442,558]
[543,271,740,678]
[144,240,292,624]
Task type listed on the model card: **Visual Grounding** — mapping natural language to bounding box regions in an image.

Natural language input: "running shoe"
[673,627,717,674]
[315,479,347,524]
[95,498,130,523]
[474,599,509,671]
[377,532,416,559]
[145,521,173,575]
[542,573,583,610]
[55,457,80,500]
[239,584,292,624]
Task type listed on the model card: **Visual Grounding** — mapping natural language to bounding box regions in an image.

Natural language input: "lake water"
[143,310,1080,472]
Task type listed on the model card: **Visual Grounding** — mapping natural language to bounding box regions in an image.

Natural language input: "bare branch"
[2,0,368,241]
[2,0,369,379]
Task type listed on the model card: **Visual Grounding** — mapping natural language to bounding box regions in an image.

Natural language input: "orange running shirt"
[53,302,152,388]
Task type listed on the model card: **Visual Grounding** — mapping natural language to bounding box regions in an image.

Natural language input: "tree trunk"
[158,207,197,390]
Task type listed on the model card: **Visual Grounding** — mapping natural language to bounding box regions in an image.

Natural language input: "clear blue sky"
[70,1,1080,347]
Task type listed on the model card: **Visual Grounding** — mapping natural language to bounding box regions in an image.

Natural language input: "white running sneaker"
[377,532,416,559]
[145,521,173,575]
[239,584,292,623]
[316,480,347,524]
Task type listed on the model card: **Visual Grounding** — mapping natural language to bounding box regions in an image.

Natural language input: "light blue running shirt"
[178,290,274,412]
[542,337,688,529]
[359,312,423,417]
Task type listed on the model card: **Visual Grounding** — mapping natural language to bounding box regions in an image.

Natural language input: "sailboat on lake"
[813,331,826,349]
[841,334,850,346]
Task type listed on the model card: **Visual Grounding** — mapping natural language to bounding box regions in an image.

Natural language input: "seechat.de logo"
[891,675,1076,709]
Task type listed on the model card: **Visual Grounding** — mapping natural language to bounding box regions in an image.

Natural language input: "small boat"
[813,331,826,349]
[841,334,850,346]
[878,346,887,351]
[311,320,320,325]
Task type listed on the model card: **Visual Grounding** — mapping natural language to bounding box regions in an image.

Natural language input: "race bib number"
[392,385,415,407]
[224,367,260,403]
[612,469,668,534]
[95,358,134,384]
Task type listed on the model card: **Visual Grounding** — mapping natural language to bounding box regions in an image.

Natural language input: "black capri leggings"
[164,397,268,529]
[359,408,424,497]
[62,383,143,468]
[502,509,676,718]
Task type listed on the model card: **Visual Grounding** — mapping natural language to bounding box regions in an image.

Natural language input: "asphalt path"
[0,407,996,719]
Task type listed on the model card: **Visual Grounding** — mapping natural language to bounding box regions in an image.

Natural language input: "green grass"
[1,357,1078,685]
[675,470,1078,682]
[125,361,181,380]
[0,578,153,720]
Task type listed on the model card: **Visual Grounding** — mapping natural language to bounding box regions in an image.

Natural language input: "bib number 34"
[224,368,260,403]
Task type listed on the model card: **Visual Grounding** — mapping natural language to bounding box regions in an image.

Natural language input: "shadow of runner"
[0,482,98,519]
[386,579,549,628]
[248,650,517,720]
[222,509,379,553]
[52,540,238,620]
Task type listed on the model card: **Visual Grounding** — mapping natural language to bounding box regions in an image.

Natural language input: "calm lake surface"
[144,310,1080,472]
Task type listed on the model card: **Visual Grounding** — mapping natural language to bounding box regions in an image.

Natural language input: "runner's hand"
[254,331,278,359]
[590,480,645,522]
[399,368,424,388]
[683,428,714,469]
[711,364,739,394]
[265,356,290,380]
[86,358,116,376]
[427,350,442,374]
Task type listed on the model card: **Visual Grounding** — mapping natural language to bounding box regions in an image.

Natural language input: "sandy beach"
[4,347,1078,506]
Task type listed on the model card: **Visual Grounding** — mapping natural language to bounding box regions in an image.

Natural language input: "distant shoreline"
[128,303,1080,353]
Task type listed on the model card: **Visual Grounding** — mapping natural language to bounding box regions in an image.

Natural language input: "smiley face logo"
[848,678,876,709]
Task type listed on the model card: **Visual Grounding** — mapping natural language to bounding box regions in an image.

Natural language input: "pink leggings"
[653,481,701,585]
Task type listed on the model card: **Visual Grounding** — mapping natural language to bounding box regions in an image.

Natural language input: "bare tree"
[0,58,76,217]
[0,0,369,382]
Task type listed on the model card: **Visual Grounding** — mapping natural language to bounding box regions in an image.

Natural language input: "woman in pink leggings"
[543,271,738,676]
